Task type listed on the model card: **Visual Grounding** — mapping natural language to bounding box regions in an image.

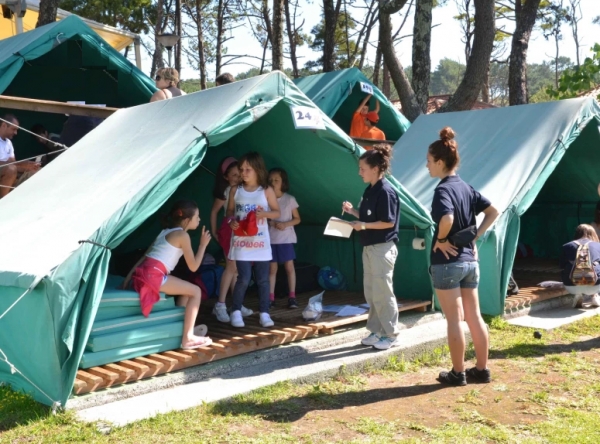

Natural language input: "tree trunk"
[357,3,377,70]
[383,62,391,98]
[411,0,433,113]
[272,0,284,71]
[373,44,382,88]
[481,65,490,102]
[152,0,165,76]
[196,0,207,89]
[284,0,299,77]
[175,0,182,74]
[380,0,409,14]
[440,0,495,112]
[508,0,542,106]
[261,0,273,73]
[216,0,225,76]
[554,31,560,88]
[36,0,60,27]
[323,0,342,72]
[378,9,421,121]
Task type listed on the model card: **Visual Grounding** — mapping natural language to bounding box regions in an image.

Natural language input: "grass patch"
[1,315,600,443]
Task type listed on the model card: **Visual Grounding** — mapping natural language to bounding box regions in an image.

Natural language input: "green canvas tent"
[293,68,410,141]
[0,15,155,159]
[391,97,600,316]
[0,71,430,407]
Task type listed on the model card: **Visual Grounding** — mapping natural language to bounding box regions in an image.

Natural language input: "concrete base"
[73,313,465,427]
[507,305,600,330]
[504,293,575,320]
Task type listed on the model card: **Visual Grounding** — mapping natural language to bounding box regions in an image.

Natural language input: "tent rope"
[78,240,111,250]
[0,284,61,409]
[192,125,210,148]
[0,117,69,153]
[0,286,33,321]
[0,348,61,410]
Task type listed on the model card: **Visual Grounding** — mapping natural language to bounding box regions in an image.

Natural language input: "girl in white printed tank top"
[226,152,280,328]
[209,157,253,323]
[122,200,213,350]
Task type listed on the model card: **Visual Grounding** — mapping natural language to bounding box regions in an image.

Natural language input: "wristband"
[361,222,366,231]
[437,237,448,243]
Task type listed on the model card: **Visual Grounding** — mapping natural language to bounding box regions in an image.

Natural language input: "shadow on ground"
[0,387,51,432]
[211,382,446,422]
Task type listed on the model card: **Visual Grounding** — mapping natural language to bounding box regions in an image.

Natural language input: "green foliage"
[306,11,358,71]
[59,0,152,34]
[429,58,466,95]
[547,44,600,99]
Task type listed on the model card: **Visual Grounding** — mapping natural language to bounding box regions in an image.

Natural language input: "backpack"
[570,241,599,286]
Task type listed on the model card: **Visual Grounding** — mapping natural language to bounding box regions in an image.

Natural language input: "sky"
[135,0,600,80]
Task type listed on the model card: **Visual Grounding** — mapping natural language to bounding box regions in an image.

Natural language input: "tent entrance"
[509,119,600,307]
[76,100,433,395]
[113,100,434,301]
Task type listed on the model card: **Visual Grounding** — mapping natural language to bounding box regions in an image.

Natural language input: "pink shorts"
[218,218,233,258]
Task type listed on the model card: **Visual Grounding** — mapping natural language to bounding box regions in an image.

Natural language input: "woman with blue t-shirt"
[427,127,499,386]
[342,144,401,351]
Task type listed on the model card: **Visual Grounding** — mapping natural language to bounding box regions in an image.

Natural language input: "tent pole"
[15,16,23,34]
[0,95,118,118]
[134,37,142,70]
[14,0,24,34]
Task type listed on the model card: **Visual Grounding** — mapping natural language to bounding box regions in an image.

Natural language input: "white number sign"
[360,82,374,95]
[290,106,326,130]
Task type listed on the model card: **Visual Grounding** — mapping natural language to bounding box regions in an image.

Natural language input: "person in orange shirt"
[360,112,386,150]
[350,95,380,138]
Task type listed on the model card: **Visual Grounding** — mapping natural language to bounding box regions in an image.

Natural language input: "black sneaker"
[287,298,299,309]
[466,367,491,383]
[437,369,467,386]
[270,300,276,308]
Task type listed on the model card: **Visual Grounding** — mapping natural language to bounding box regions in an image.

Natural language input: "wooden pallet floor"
[74,290,431,396]
[505,258,569,311]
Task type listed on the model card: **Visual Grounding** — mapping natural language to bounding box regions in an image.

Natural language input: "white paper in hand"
[324,217,353,238]
[290,106,326,130]
[360,82,374,95]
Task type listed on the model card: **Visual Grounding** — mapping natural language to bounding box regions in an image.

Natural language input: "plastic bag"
[302,291,324,321]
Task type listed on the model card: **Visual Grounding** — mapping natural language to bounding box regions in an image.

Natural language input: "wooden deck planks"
[73,290,431,396]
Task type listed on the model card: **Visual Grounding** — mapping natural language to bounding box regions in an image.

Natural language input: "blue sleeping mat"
[86,321,183,353]
[80,337,182,369]
[90,307,185,336]
[100,274,175,308]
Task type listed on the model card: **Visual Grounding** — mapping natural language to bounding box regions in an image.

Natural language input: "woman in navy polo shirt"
[342,144,401,350]
[427,127,499,386]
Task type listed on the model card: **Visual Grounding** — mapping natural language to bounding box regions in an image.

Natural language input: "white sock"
[217,302,226,307]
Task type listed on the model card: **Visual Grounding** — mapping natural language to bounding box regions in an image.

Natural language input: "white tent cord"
[0,147,68,168]
[0,286,33,320]
[0,117,69,151]
[0,284,62,410]
[0,348,61,410]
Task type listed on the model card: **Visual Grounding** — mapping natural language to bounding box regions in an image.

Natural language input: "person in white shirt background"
[0,114,40,198]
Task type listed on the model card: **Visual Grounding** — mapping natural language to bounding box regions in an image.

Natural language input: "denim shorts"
[430,262,479,290]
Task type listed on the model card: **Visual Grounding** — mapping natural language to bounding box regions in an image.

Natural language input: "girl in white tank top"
[122,200,213,350]
[226,152,280,328]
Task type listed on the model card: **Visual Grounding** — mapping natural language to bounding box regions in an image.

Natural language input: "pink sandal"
[181,336,213,350]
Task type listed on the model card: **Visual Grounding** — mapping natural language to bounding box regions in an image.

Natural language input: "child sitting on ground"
[227,152,280,328]
[122,200,212,349]
[209,157,253,322]
[268,168,301,309]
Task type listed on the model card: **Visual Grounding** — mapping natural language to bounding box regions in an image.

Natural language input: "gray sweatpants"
[362,242,400,337]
